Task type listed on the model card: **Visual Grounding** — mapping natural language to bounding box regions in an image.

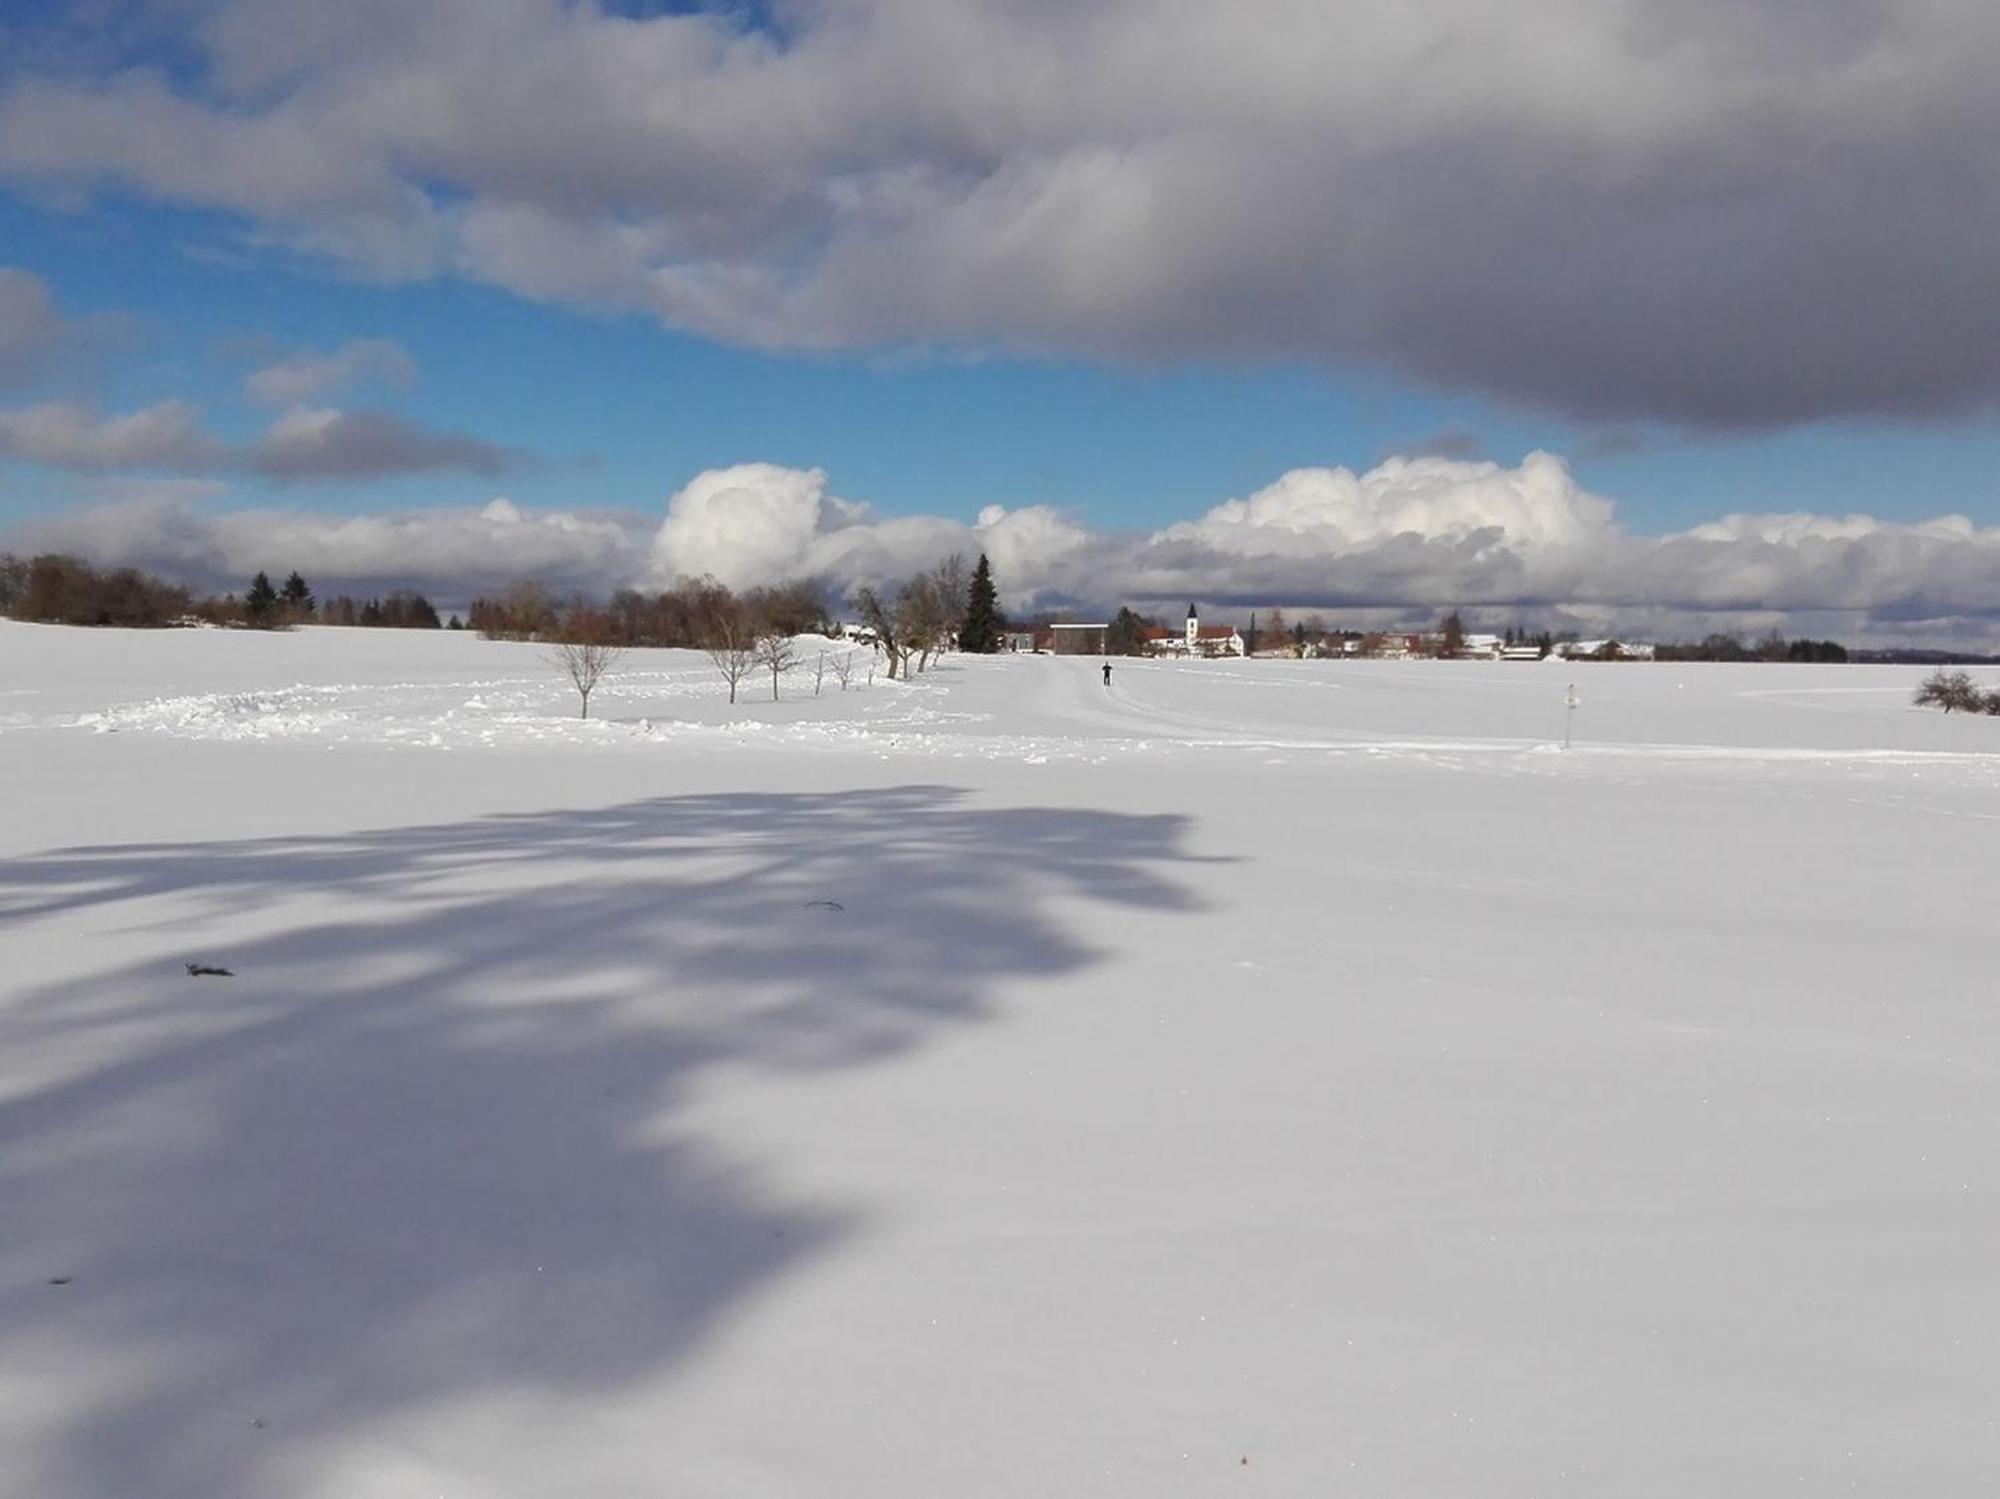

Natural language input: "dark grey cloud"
[3,1,1996,426]
[1403,429,1488,462]
[4,493,644,601]
[246,406,521,481]
[0,397,523,480]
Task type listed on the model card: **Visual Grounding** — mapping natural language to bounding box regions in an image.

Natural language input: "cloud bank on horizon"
[2,0,1998,426]
[12,453,2000,648]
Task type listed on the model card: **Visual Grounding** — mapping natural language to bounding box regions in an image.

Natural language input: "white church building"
[1143,604,1245,658]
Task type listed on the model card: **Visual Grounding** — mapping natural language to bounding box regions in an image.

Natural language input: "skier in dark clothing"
[1102,661,1113,687]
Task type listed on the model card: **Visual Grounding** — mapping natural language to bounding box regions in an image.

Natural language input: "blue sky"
[9,185,2000,539]
[4,1,2000,643]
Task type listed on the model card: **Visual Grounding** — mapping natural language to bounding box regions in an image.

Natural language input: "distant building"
[1559,640,1656,661]
[1002,630,1039,653]
[1363,632,1423,660]
[1142,603,1244,658]
[1049,622,1110,655]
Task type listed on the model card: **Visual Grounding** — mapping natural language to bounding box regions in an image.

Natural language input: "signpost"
[1564,682,1579,750]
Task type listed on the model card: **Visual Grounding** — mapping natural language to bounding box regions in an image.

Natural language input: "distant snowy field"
[3,621,1997,1498]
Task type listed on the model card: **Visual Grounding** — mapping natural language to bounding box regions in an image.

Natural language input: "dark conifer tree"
[280,571,314,618]
[244,570,280,627]
[959,552,1005,653]
[1106,606,1151,656]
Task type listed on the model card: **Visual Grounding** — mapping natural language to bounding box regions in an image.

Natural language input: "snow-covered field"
[3,620,1997,1498]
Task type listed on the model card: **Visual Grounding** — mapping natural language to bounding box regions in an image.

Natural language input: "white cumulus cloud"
[13,452,2000,648]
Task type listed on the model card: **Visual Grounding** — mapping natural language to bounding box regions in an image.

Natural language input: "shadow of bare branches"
[0,785,1211,1499]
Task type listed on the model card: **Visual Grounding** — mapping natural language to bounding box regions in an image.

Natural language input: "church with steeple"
[1143,603,1245,658]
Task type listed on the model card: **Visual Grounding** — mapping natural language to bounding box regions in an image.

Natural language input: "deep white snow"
[3,621,1997,1497]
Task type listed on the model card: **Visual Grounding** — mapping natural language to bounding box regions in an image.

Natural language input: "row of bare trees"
[850,554,972,680]
[702,629,877,704]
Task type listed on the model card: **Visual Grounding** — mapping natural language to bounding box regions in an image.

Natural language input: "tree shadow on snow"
[0,785,1212,1499]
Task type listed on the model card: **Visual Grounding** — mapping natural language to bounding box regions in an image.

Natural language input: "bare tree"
[930,552,969,658]
[889,561,960,674]
[909,553,971,670]
[704,597,758,704]
[901,574,947,672]
[813,651,826,696]
[502,579,557,640]
[830,650,857,691]
[852,586,910,680]
[548,624,625,719]
[1914,668,1986,714]
[754,631,799,701]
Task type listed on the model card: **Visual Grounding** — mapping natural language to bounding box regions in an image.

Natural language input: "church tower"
[1186,603,1200,650]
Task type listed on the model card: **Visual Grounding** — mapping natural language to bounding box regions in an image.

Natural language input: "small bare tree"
[704,598,758,704]
[830,650,857,691]
[548,626,625,719]
[754,631,799,701]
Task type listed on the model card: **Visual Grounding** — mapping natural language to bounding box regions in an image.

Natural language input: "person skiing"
[1102,661,1113,687]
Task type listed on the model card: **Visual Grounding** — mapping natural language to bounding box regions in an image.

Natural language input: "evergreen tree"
[244,570,280,628]
[1440,610,1466,657]
[1106,606,1151,656]
[280,571,314,618]
[959,552,1005,653]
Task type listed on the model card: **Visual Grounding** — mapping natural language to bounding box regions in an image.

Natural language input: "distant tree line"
[320,592,446,629]
[0,553,193,627]
[1654,630,1848,663]
[0,553,458,632]
[12,550,1868,672]
[466,576,828,648]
